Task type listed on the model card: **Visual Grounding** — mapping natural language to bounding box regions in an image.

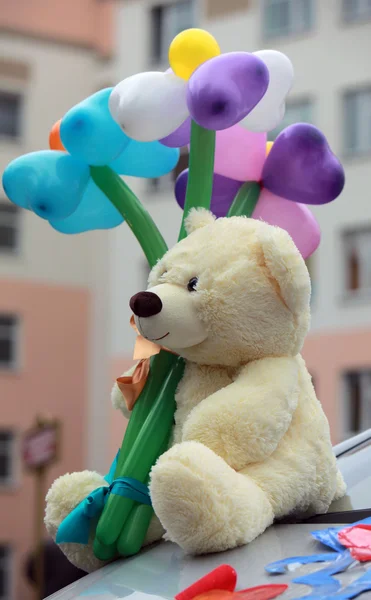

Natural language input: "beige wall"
[0,9,114,596]
[0,28,113,472]
[0,280,90,600]
[0,0,114,57]
[303,328,371,444]
[0,33,108,286]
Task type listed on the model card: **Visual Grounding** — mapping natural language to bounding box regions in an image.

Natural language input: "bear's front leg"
[150,441,274,555]
[45,471,109,573]
[45,471,165,572]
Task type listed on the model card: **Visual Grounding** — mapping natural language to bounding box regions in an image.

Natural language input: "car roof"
[47,429,371,600]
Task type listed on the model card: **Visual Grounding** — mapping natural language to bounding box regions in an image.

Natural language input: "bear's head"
[130,210,311,367]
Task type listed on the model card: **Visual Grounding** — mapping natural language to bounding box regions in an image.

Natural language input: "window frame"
[0,430,18,491]
[262,0,314,40]
[0,202,21,255]
[341,224,371,301]
[150,0,195,66]
[342,0,371,23]
[0,315,21,372]
[0,544,13,600]
[342,85,371,157]
[0,89,23,141]
[341,370,371,440]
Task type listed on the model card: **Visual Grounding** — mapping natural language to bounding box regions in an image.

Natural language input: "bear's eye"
[187,277,198,292]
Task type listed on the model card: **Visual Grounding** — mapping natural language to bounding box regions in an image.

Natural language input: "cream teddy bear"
[45,210,345,572]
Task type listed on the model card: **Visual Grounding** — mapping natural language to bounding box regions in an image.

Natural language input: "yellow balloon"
[266,141,274,156]
[169,28,221,81]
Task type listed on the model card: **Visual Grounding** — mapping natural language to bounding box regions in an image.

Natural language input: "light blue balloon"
[110,139,179,178]
[49,178,123,234]
[60,88,130,166]
[2,151,90,220]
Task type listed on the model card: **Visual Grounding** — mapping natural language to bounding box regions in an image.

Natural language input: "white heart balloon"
[109,72,189,142]
[241,50,294,133]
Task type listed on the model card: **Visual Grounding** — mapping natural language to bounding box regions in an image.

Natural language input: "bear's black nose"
[130,291,163,318]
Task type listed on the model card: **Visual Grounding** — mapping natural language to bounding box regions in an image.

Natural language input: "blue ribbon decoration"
[56,451,151,545]
[292,550,354,598]
[265,552,340,575]
[299,568,371,600]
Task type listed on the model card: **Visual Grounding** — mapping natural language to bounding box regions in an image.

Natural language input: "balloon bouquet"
[2,29,345,562]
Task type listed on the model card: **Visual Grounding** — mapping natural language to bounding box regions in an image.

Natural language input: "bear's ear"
[258,226,311,316]
[185,208,216,235]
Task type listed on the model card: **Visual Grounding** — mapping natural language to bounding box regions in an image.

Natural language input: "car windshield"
[280,432,371,525]
[328,435,371,514]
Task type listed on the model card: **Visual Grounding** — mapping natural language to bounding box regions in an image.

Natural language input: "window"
[343,371,371,438]
[343,87,371,155]
[151,1,194,64]
[342,226,371,296]
[0,90,22,139]
[268,98,313,140]
[0,315,19,370]
[0,202,20,252]
[0,545,11,600]
[0,431,15,486]
[263,0,313,39]
[343,0,371,22]
[148,149,189,194]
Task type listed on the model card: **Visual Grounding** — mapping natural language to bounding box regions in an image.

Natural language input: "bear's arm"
[181,356,299,470]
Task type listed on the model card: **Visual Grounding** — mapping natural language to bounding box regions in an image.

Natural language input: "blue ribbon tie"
[56,452,151,545]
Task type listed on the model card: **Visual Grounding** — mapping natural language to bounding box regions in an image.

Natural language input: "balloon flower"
[175,122,345,258]
[2,88,179,265]
[109,29,294,238]
[2,27,346,564]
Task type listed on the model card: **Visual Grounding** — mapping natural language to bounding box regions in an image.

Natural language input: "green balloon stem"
[95,357,184,551]
[92,537,117,562]
[90,165,167,268]
[90,166,186,560]
[117,502,154,557]
[227,181,261,218]
[113,351,177,478]
[116,428,168,557]
[178,121,216,241]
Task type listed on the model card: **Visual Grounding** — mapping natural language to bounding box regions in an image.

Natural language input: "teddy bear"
[45,209,346,573]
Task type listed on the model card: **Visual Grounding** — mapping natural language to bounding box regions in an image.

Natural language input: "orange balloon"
[49,119,65,151]
[266,141,273,156]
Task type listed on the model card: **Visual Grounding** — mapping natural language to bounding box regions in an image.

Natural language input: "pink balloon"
[212,125,266,182]
[253,188,321,259]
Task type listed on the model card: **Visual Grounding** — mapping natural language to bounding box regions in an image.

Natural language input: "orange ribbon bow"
[116,316,177,412]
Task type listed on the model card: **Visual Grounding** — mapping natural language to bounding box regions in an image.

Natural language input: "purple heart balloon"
[187,52,269,131]
[175,168,242,217]
[160,117,191,148]
[262,123,345,205]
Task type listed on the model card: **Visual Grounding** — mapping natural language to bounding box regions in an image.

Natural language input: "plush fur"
[45,212,345,571]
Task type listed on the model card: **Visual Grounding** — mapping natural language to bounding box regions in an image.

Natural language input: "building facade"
[108,0,371,448]
[1,0,371,597]
[0,1,115,598]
